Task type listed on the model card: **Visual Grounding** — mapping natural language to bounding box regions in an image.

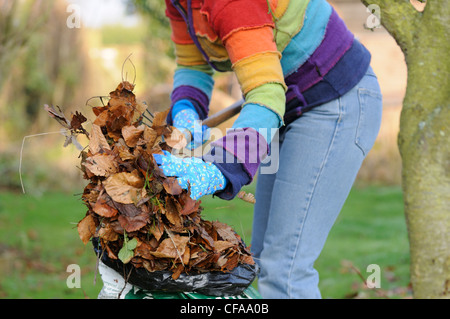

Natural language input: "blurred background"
[0,0,424,298]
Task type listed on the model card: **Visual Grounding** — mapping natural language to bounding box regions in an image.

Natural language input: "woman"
[157,0,382,299]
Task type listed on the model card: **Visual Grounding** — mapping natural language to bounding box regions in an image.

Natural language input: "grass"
[315,186,411,298]
[0,184,410,299]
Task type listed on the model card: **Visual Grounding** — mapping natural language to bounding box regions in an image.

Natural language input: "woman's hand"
[153,151,227,200]
[172,100,210,150]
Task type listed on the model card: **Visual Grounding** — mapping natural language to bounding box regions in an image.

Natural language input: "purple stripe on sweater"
[285,9,354,93]
[283,39,371,125]
[171,85,210,117]
[211,128,269,178]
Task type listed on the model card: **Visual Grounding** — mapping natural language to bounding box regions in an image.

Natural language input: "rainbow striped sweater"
[165,0,371,199]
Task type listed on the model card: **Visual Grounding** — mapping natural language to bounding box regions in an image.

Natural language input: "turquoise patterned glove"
[153,151,227,200]
[172,101,210,150]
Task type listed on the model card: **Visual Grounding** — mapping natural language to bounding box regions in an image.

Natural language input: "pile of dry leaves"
[46,81,254,280]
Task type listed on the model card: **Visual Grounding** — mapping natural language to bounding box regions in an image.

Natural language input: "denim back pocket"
[355,88,383,156]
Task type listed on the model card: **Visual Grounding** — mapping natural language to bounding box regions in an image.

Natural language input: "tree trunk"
[361,0,450,298]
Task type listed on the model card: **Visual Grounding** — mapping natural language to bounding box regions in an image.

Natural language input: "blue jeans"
[251,67,382,299]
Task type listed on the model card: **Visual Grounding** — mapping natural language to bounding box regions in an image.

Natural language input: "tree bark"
[361,0,450,298]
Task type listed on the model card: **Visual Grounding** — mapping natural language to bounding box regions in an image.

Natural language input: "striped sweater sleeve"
[202,0,286,199]
[165,0,214,122]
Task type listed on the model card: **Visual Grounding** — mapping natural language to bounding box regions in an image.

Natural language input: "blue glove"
[153,151,227,200]
[172,100,210,149]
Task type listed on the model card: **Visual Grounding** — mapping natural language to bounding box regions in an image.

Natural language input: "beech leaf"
[115,201,150,232]
[122,124,145,148]
[213,221,240,245]
[103,170,146,204]
[89,124,111,154]
[179,192,201,216]
[150,235,189,259]
[164,127,187,149]
[77,214,96,245]
[83,154,118,177]
[92,191,118,217]
[163,177,183,196]
[70,111,87,130]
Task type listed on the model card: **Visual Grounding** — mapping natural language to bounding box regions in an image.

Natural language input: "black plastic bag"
[92,237,259,297]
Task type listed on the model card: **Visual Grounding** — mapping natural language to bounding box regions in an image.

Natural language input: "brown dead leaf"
[182,246,190,266]
[179,192,201,216]
[164,127,187,149]
[115,201,150,232]
[109,220,124,234]
[92,191,118,217]
[151,110,170,128]
[107,83,136,127]
[222,252,239,271]
[134,239,155,260]
[240,254,255,265]
[84,154,119,177]
[150,235,189,259]
[89,124,111,154]
[117,81,135,92]
[103,240,119,260]
[143,126,158,149]
[164,196,182,227]
[115,138,135,161]
[163,177,183,196]
[92,106,107,117]
[103,170,146,204]
[118,213,149,232]
[122,124,145,148]
[71,111,87,130]
[216,256,228,268]
[214,240,235,252]
[108,115,130,137]
[172,264,184,280]
[93,110,109,127]
[213,221,240,245]
[191,252,217,269]
[132,100,148,123]
[97,223,119,242]
[149,219,164,241]
[197,226,215,249]
[77,214,96,245]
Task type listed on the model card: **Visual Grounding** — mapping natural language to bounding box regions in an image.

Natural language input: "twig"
[85,95,110,107]
[350,264,368,284]
[121,53,136,85]
[164,225,185,267]
[118,266,133,299]
[19,130,69,194]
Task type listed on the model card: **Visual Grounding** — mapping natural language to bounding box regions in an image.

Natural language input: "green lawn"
[0,185,410,299]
